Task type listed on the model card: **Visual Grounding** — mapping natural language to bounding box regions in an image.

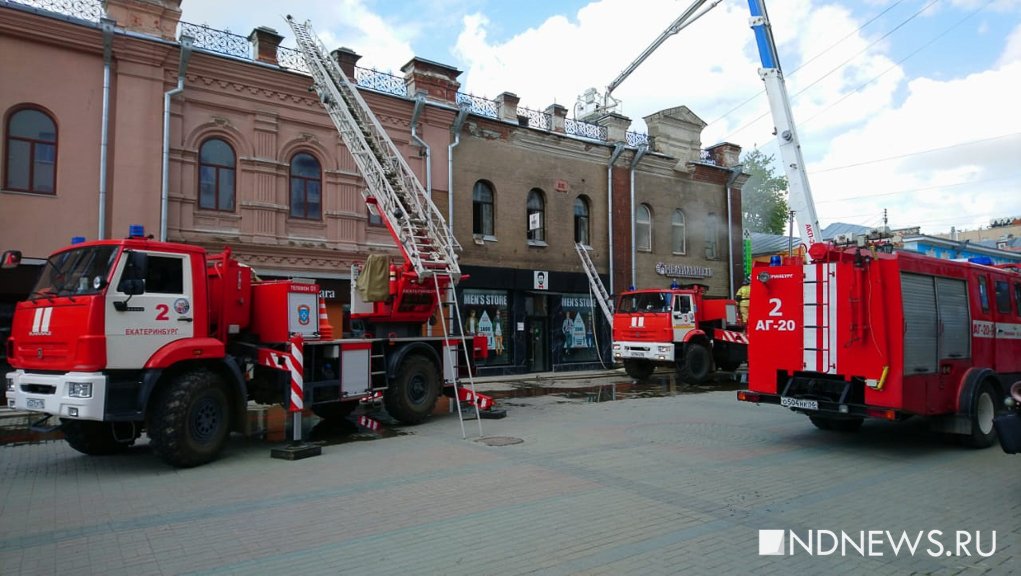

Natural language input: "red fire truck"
[612,284,747,383]
[737,243,1021,447]
[2,17,492,467]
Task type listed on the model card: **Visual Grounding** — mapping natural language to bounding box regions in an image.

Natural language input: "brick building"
[0,0,744,375]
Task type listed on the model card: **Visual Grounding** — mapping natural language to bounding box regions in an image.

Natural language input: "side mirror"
[1,250,22,270]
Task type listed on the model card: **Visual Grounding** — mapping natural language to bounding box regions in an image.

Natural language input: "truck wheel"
[964,381,1000,449]
[148,370,231,468]
[678,344,712,384]
[384,355,439,425]
[311,401,356,422]
[809,415,863,432]
[623,359,654,381]
[60,420,133,455]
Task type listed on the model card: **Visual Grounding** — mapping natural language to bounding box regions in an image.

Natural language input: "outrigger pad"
[271,443,322,461]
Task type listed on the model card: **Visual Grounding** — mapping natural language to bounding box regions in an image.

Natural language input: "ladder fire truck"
[734,0,1021,446]
[2,18,492,467]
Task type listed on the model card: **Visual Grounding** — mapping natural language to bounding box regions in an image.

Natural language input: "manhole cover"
[477,436,523,446]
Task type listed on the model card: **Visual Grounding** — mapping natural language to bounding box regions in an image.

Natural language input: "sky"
[180,0,1021,237]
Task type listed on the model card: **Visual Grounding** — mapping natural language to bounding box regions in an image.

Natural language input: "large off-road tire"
[963,380,1000,449]
[311,401,357,422]
[623,359,655,381]
[60,419,134,455]
[384,355,439,425]
[809,415,863,432]
[148,370,231,468]
[678,343,712,384]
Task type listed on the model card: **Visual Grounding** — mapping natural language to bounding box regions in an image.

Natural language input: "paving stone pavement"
[1,375,1018,575]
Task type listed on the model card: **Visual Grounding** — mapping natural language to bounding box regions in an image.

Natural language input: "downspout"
[410,92,431,196]
[446,103,470,238]
[726,164,744,299]
[160,35,193,242]
[629,144,648,289]
[97,18,114,240]
[606,142,625,297]
[445,102,470,333]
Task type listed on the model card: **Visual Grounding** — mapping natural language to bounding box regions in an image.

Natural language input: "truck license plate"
[26,398,45,410]
[780,397,818,410]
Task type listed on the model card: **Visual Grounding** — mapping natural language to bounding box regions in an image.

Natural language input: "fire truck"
[732,0,1021,446]
[2,18,492,467]
[738,244,1021,446]
[612,285,747,383]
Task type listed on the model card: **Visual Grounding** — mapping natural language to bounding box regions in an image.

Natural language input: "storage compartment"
[250,280,320,343]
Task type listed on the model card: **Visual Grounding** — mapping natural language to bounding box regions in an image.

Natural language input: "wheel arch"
[385,341,440,379]
[957,367,1003,416]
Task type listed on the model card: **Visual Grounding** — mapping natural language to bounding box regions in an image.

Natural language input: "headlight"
[68,382,93,398]
[658,345,671,353]
[5,376,13,392]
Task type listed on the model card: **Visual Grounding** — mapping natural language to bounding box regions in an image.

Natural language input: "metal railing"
[1,0,102,22]
[179,21,249,59]
[455,92,498,119]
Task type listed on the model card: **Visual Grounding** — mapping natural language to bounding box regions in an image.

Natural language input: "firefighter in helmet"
[736,276,751,325]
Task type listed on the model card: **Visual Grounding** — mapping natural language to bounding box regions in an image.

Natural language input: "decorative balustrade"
[354,67,408,97]
[626,131,649,147]
[2,0,102,22]
[455,92,498,119]
[565,118,607,141]
[518,106,551,131]
[277,45,308,73]
[179,21,250,59]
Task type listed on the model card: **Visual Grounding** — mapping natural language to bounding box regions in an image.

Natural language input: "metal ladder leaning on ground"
[286,16,485,437]
[575,242,614,326]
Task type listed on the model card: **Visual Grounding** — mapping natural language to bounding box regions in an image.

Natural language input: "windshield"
[617,292,671,313]
[30,245,119,299]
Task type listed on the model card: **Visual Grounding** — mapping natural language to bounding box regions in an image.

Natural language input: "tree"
[740,149,789,235]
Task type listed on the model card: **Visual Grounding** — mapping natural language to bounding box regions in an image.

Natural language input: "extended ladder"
[575,242,614,325]
[286,17,461,281]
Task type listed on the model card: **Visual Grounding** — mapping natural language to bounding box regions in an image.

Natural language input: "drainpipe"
[629,144,648,289]
[445,102,470,333]
[446,103,470,239]
[606,142,625,297]
[410,92,432,197]
[726,164,744,299]
[160,35,193,242]
[97,18,114,240]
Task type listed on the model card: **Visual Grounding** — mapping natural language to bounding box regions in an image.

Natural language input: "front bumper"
[613,340,674,362]
[5,369,108,421]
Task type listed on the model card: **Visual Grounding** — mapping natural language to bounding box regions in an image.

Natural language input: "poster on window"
[461,289,510,366]
[555,294,600,363]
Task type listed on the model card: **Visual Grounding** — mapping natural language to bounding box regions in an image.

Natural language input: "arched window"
[574,196,590,246]
[672,209,686,254]
[4,107,57,194]
[198,138,236,211]
[526,188,545,243]
[289,152,322,220]
[473,180,494,236]
[636,204,652,252]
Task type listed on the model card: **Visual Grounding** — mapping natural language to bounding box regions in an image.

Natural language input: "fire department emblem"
[297,304,311,326]
[173,298,190,315]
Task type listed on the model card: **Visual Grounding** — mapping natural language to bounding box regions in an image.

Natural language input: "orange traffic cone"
[317,299,335,340]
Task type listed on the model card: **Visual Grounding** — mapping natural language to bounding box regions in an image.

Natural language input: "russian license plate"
[780,396,818,410]
[26,398,45,410]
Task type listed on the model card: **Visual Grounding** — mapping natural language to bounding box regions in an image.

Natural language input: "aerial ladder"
[286,17,489,435]
[576,0,722,120]
[286,16,461,281]
[745,0,821,248]
[575,242,614,325]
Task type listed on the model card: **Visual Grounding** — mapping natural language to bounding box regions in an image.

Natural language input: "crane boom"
[746,0,821,247]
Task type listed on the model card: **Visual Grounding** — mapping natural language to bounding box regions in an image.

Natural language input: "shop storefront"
[458,265,613,376]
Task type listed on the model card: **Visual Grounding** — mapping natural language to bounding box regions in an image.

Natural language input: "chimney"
[401,57,462,104]
[249,26,283,65]
[330,47,362,78]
